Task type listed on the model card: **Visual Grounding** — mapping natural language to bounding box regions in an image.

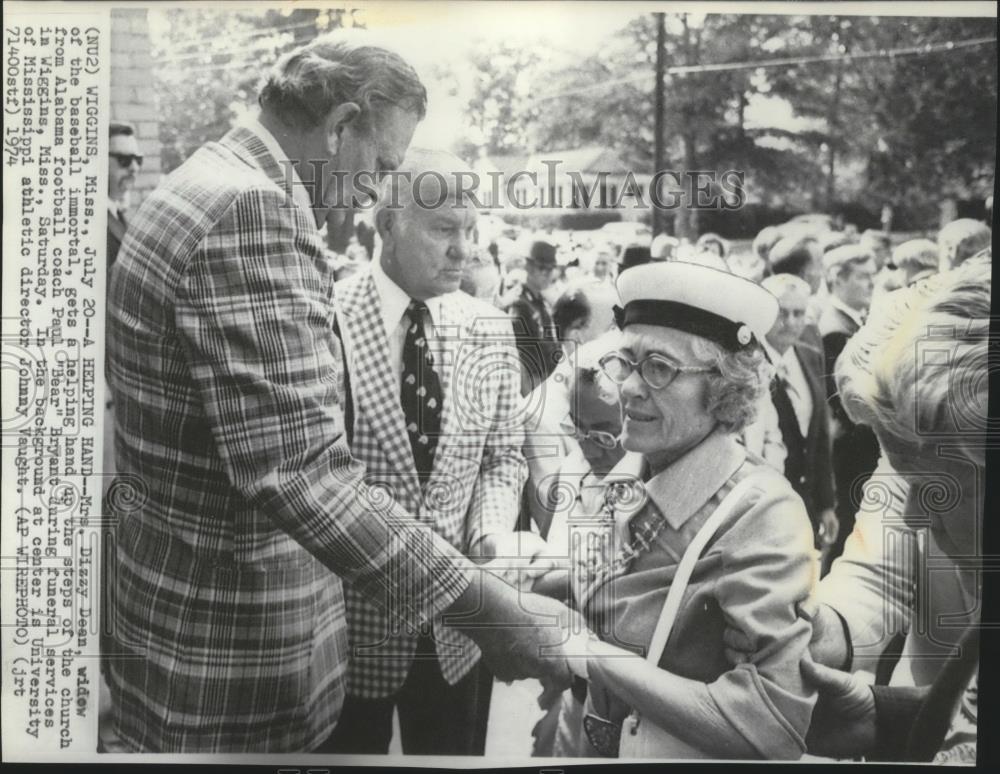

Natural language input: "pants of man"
[318,634,493,755]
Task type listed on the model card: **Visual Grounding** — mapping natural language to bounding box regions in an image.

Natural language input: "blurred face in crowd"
[108,132,141,202]
[460,247,501,301]
[593,253,612,280]
[318,103,420,246]
[767,284,810,355]
[616,325,717,474]
[378,173,478,301]
[526,259,557,292]
[701,239,724,258]
[804,240,825,293]
[573,286,618,346]
[833,258,876,311]
[572,379,625,476]
[861,235,891,270]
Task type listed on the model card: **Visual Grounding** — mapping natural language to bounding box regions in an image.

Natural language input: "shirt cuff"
[354,524,474,631]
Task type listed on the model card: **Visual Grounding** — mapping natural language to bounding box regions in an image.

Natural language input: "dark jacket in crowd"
[818,302,880,564]
[508,285,562,396]
[771,337,835,532]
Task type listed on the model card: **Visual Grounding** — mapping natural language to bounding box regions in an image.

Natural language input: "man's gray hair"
[259,31,427,131]
[760,273,811,298]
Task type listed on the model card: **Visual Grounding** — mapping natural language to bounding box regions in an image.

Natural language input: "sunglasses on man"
[110,152,144,169]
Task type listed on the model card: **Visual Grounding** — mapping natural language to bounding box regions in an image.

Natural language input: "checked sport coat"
[104,124,474,752]
[335,270,527,697]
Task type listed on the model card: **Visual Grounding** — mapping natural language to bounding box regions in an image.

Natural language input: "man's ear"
[323,102,362,156]
[374,207,395,241]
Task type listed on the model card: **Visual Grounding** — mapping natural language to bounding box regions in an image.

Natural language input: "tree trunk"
[825,57,845,209]
[675,132,699,240]
[653,12,667,237]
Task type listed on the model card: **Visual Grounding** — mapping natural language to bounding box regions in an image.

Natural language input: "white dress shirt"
[829,295,866,330]
[368,257,450,389]
[764,341,814,438]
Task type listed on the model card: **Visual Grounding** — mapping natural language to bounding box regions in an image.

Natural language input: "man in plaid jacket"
[104,34,574,753]
[326,149,528,754]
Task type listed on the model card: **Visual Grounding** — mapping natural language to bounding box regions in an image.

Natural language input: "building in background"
[111,8,161,207]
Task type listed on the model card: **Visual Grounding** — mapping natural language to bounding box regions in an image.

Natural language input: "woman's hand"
[801,658,876,759]
[478,532,554,590]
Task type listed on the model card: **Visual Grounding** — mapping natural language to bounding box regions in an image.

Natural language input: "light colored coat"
[579,430,819,758]
[335,269,526,697]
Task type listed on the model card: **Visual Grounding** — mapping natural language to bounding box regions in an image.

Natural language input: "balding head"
[375,147,477,219]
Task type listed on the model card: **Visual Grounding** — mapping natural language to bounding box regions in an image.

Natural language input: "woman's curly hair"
[691,337,771,434]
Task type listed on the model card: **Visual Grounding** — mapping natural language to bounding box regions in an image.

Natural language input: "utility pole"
[653,11,666,237]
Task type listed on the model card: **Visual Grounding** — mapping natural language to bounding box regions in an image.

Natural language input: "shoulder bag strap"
[644,471,766,664]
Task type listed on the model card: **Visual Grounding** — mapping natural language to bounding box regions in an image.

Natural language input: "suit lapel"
[340,273,421,504]
[837,307,859,337]
[421,296,468,510]
[108,210,127,244]
[796,344,826,449]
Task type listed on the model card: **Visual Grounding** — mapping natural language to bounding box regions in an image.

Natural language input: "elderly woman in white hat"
[556,261,818,759]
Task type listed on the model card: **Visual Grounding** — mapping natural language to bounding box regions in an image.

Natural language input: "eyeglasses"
[559,417,619,449]
[110,152,143,169]
[598,352,714,391]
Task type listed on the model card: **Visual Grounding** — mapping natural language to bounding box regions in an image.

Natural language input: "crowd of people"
[101,31,992,762]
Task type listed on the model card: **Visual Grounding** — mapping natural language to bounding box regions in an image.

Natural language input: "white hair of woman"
[836,257,990,472]
[890,238,939,287]
[936,218,991,273]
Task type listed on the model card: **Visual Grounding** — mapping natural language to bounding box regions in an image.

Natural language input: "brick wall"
[110,8,160,206]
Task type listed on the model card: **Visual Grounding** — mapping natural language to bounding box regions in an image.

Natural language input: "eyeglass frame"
[598,351,715,391]
[110,152,144,169]
[558,416,619,450]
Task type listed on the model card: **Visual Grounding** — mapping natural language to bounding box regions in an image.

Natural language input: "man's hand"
[801,598,851,669]
[801,658,876,759]
[476,532,553,590]
[723,598,850,670]
[445,569,578,689]
[817,508,840,547]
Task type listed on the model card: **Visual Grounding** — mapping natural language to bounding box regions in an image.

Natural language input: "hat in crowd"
[528,240,557,267]
[615,261,779,352]
[817,230,856,255]
[822,244,874,277]
[650,233,679,260]
[619,244,652,271]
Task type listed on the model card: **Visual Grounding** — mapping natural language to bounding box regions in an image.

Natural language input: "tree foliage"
[457,13,996,230]
[153,7,362,173]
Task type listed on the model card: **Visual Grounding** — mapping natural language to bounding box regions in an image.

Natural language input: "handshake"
[474,531,570,597]
[444,531,584,689]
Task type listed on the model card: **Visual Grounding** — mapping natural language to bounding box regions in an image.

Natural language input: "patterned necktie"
[401,300,443,480]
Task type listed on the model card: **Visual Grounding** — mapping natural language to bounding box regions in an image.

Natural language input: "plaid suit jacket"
[104,125,473,752]
[335,271,527,697]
